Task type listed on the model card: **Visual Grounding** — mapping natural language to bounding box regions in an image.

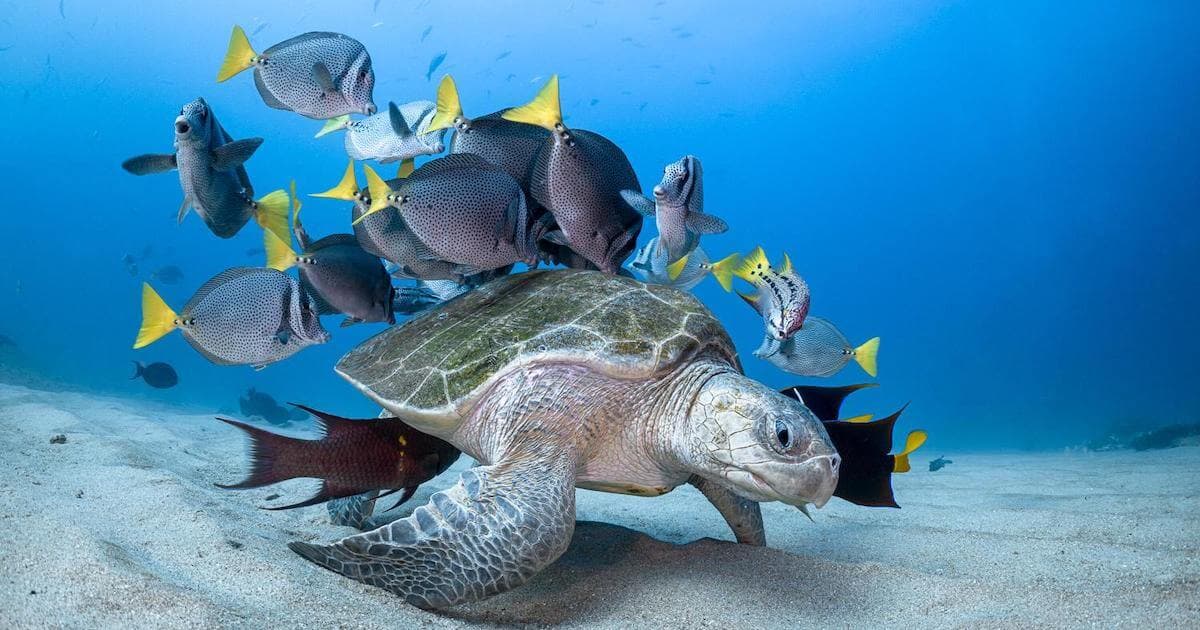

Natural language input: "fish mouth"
[653,185,666,198]
[363,103,378,115]
[174,119,190,135]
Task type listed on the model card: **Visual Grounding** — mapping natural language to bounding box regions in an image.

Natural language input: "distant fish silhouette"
[929,456,953,472]
[420,26,432,42]
[250,22,269,37]
[426,51,446,81]
[495,51,511,61]
[131,361,178,389]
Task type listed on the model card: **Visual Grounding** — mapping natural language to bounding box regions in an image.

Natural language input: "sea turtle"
[288,269,840,609]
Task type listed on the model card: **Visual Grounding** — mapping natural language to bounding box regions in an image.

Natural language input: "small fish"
[217,405,460,510]
[150,265,185,284]
[420,26,432,42]
[373,0,382,12]
[363,156,542,274]
[217,26,376,119]
[502,75,643,273]
[121,98,290,241]
[121,253,139,277]
[238,387,298,426]
[0,333,16,349]
[755,316,879,378]
[732,247,810,340]
[629,239,738,291]
[929,456,953,472]
[130,361,178,389]
[265,189,395,327]
[621,155,727,268]
[495,50,511,61]
[425,51,447,82]
[133,269,329,369]
[315,100,445,162]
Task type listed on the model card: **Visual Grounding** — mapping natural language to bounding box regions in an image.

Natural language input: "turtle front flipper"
[290,444,578,609]
[327,491,379,529]
[690,475,765,546]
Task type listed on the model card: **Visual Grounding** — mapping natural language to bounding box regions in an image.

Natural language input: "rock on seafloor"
[0,381,1197,628]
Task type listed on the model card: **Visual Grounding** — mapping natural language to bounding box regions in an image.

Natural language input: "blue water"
[0,1,1195,450]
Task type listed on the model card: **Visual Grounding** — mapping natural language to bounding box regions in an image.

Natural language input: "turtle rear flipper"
[290,443,578,610]
[327,491,379,529]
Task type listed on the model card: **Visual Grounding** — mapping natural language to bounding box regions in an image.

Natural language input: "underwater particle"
[75,490,83,498]
[50,434,67,444]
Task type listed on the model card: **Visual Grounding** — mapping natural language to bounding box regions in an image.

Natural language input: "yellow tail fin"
[289,180,302,233]
[733,246,770,283]
[426,75,463,132]
[314,115,350,138]
[707,253,741,292]
[397,158,415,179]
[843,414,875,424]
[854,337,880,377]
[134,283,179,349]
[263,228,298,271]
[253,189,291,244]
[501,74,562,131]
[666,254,689,280]
[355,165,392,223]
[893,429,928,473]
[216,25,257,82]
[311,160,359,201]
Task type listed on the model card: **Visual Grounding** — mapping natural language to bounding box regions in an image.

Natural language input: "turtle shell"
[335,269,737,425]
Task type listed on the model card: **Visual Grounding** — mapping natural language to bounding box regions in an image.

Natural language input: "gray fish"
[311,161,466,281]
[121,253,139,277]
[218,27,376,119]
[502,76,643,273]
[630,238,708,290]
[150,265,185,284]
[427,76,551,192]
[755,316,879,378]
[266,211,395,326]
[929,456,953,472]
[239,387,294,426]
[364,155,543,274]
[130,361,178,389]
[621,155,727,265]
[121,97,289,240]
[134,268,329,369]
[315,100,445,163]
[425,51,446,81]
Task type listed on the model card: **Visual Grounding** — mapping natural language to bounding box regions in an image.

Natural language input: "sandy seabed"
[0,381,1196,629]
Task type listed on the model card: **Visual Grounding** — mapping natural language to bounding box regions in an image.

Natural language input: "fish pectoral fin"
[274,328,291,345]
[388,101,413,136]
[339,317,362,328]
[122,153,177,175]
[177,195,194,224]
[312,62,337,94]
[620,189,655,216]
[452,264,485,277]
[685,210,729,235]
[211,138,264,171]
[542,229,571,247]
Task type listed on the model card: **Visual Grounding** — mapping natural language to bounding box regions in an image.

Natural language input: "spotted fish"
[501,75,643,274]
[621,155,727,265]
[755,316,879,378]
[217,26,375,119]
[311,161,465,281]
[315,100,446,163]
[134,269,329,369]
[265,189,394,327]
[363,154,543,274]
[121,98,289,240]
[733,246,811,341]
[630,238,739,291]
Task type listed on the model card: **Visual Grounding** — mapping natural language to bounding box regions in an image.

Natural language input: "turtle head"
[688,372,839,509]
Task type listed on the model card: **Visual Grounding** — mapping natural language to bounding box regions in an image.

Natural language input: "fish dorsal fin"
[426,74,464,132]
[311,160,359,201]
[307,233,361,251]
[733,246,770,283]
[780,383,879,422]
[502,74,562,131]
[185,267,267,312]
[780,252,794,276]
[312,62,337,94]
[412,153,497,177]
[388,101,413,137]
[397,158,415,179]
[736,289,762,311]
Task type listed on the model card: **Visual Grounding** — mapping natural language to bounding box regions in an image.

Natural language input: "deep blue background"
[0,1,1195,449]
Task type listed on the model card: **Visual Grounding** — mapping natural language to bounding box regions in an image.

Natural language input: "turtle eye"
[774,419,794,450]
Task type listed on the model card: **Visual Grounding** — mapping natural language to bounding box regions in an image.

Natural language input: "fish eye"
[774,419,794,449]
